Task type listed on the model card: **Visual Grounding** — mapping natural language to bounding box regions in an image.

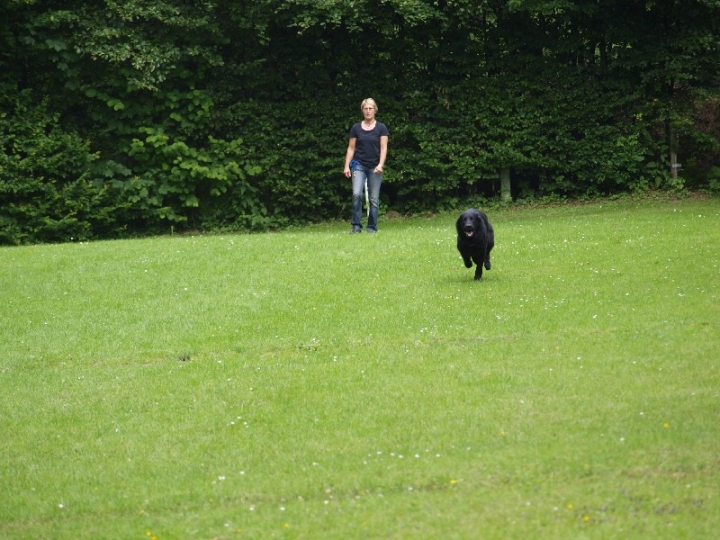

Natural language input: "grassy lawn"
[1,196,718,539]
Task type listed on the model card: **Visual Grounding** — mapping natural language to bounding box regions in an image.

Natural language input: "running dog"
[456,208,495,280]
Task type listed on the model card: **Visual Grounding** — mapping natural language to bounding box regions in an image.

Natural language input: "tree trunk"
[500,168,511,202]
[669,123,679,180]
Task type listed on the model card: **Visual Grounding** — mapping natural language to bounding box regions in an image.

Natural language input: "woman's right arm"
[344,138,356,178]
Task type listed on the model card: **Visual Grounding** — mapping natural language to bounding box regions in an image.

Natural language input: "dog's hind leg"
[484,234,495,270]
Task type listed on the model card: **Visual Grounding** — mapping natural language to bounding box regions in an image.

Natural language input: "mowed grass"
[1,197,718,539]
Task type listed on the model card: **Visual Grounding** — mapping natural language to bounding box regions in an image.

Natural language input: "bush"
[0,91,124,244]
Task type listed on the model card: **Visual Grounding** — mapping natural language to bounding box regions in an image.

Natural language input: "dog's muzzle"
[464,227,474,237]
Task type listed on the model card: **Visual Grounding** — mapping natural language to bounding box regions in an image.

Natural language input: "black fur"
[456,208,495,280]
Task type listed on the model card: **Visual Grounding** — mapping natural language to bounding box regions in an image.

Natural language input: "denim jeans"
[351,163,383,231]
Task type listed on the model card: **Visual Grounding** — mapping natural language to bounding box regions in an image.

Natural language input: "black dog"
[456,208,495,280]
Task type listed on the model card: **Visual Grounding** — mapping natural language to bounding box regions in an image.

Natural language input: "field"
[1,196,718,539]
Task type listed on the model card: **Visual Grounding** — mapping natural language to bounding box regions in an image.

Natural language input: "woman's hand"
[344,166,352,178]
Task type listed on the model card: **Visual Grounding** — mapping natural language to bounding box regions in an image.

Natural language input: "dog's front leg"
[473,248,486,279]
[459,247,473,268]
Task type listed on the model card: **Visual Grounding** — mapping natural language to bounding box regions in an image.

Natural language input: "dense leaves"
[0,88,118,244]
[1,0,719,243]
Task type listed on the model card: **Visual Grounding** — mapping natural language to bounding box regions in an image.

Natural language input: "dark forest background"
[2,0,719,244]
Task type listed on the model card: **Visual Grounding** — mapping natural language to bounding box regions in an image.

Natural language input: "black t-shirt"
[350,122,389,169]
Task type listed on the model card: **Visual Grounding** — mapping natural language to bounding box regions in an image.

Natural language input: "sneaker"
[366,229,377,234]
[350,226,362,234]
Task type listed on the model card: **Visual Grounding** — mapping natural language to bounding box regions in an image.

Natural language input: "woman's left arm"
[375,135,388,173]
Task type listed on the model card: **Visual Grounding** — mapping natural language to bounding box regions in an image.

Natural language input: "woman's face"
[362,104,376,121]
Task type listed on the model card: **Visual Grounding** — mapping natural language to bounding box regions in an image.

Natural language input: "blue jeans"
[351,163,383,231]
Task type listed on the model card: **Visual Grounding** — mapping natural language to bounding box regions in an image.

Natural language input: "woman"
[343,98,389,233]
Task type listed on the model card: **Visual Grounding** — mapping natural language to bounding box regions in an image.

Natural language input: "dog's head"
[458,210,481,238]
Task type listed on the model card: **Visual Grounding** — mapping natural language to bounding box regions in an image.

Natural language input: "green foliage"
[216,99,350,226]
[120,127,266,229]
[34,1,224,91]
[384,69,671,208]
[0,89,122,244]
[1,0,719,243]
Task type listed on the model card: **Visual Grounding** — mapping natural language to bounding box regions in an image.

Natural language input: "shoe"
[350,226,362,234]
[366,229,377,233]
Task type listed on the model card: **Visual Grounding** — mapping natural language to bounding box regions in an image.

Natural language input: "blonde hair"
[360,98,378,112]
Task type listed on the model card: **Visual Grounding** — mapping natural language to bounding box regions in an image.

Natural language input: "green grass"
[1,196,719,539]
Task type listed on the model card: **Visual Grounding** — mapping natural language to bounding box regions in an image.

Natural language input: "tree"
[1,0,719,243]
